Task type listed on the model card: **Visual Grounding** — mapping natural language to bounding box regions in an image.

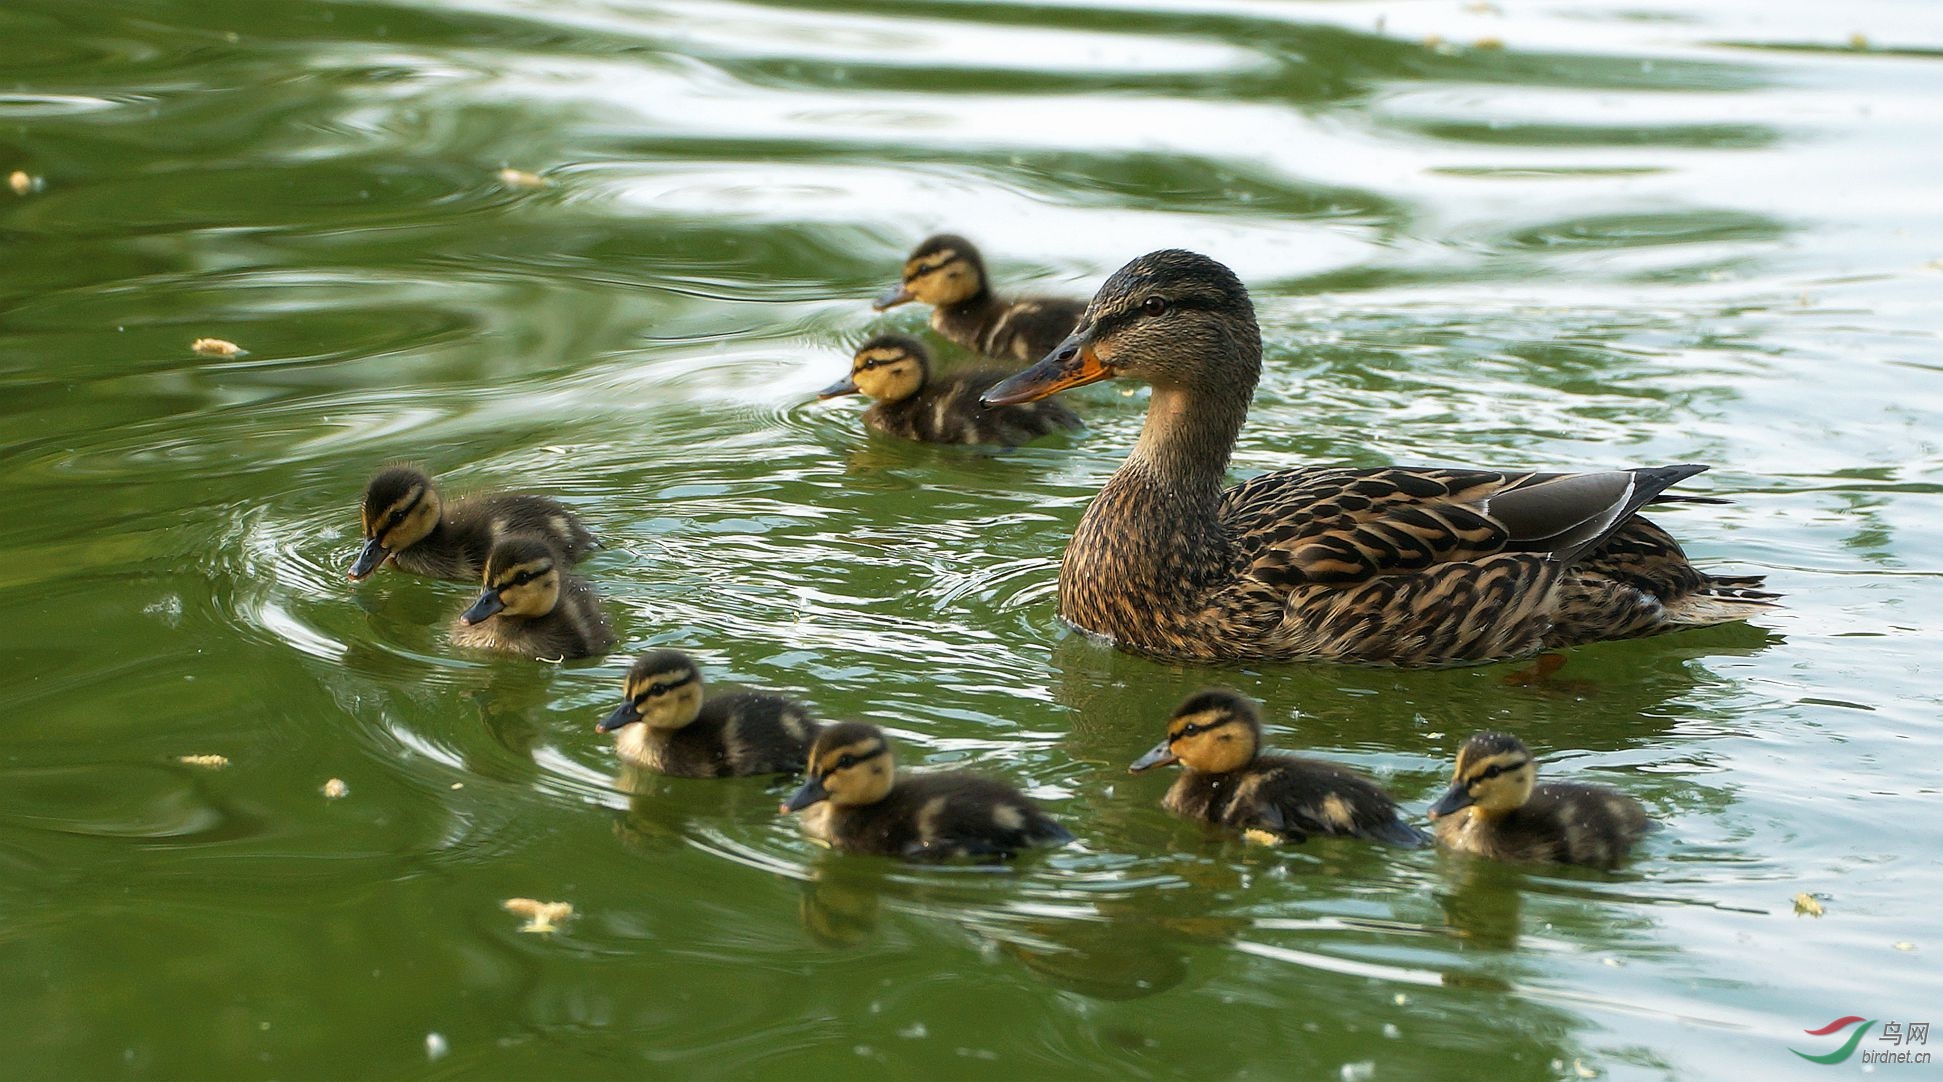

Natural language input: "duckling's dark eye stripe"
[824,745,887,773]
[634,672,698,702]
[1469,758,1529,786]
[1169,716,1235,742]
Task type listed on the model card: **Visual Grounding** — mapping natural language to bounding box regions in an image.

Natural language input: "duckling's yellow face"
[622,661,703,730]
[901,247,982,307]
[350,469,443,579]
[848,341,925,402]
[1129,691,1261,775]
[877,238,987,311]
[1430,734,1536,819]
[461,542,560,625]
[784,724,896,812]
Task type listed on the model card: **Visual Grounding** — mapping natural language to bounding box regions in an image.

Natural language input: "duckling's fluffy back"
[1434,781,1650,867]
[800,770,1071,861]
[1164,753,1428,847]
[614,691,817,777]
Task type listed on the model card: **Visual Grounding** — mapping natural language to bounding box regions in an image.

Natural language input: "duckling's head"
[459,536,561,625]
[782,721,896,812]
[1129,688,1262,775]
[350,466,443,580]
[1429,732,1537,819]
[817,334,930,404]
[982,250,1260,407]
[875,234,987,311]
[597,649,706,733]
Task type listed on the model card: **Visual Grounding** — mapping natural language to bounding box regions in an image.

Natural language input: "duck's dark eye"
[514,571,534,586]
[836,754,856,770]
[1177,723,1200,739]
[387,509,407,527]
[1141,296,1168,317]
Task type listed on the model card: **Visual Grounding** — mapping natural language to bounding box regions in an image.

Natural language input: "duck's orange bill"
[980,341,1111,407]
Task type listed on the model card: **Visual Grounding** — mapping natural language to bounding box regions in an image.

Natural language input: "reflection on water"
[3,0,1943,1078]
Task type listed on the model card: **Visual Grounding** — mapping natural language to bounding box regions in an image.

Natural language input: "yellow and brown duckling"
[596,649,819,777]
[1428,731,1652,868]
[875,234,1086,364]
[451,535,614,660]
[1130,689,1428,847]
[982,249,1776,666]
[349,465,595,582]
[817,334,1080,446]
[781,722,1072,861]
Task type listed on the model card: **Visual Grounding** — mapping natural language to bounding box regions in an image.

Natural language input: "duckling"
[817,334,1080,446]
[451,535,614,660]
[348,465,595,582]
[1428,731,1652,868]
[595,649,819,776]
[1129,689,1428,847]
[981,249,1776,666]
[875,234,1086,363]
[781,722,1072,861]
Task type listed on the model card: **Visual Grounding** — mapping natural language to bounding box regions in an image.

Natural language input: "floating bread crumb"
[8,170,36,196]
[178,754,229,768]
[1793,892,1825,917]
[322,777,349,799]
[191,337,244,357]
[496,168,547,189]
[503,897,573,933]
[1242,828,1281,845]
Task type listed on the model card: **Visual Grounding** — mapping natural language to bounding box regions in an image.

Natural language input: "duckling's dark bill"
[348,538,389,580]
[816,376,860,399]
[873,284,915,310]
[1427,783,1474,819]
[1128,741,1179,773]
[980,337,1112,407]
[459,590,505,625]
[782,776,829,813]
[596,701,641,733]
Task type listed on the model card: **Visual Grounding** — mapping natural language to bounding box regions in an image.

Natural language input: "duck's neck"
[1059,379,1252,631]
[1125,383,1249,503]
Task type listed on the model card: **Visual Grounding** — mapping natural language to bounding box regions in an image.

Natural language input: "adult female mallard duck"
[596,649,819,777]
[451,536,614,661]
[1130,689,1428,846]
[1428,731,1652,867]
[874,234,1086,363]
[348,465,595,582]
[980,249,1775,667]
[781,722,1072,861]
[816,334,1080,446]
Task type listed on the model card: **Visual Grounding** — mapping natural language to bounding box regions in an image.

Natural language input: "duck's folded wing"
[1226,465,1707,587]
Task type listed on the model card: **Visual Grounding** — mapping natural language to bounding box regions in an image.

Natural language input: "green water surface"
[2,1,1940,1079]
